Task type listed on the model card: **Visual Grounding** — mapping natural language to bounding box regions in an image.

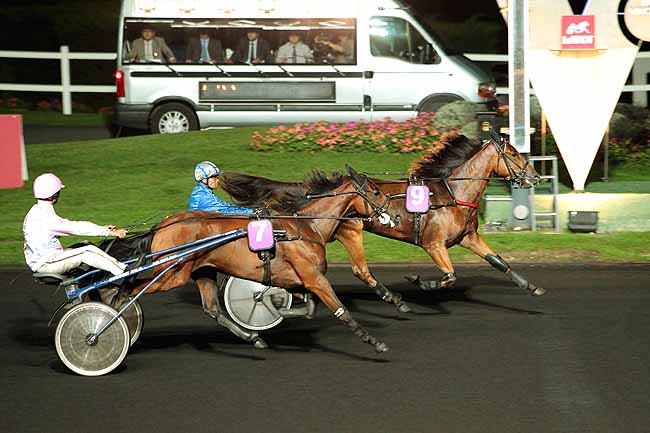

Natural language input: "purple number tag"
[406,185,430,213]
[248,220,274,251]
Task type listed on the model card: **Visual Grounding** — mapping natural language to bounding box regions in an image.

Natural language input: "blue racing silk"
[188,182,254,215]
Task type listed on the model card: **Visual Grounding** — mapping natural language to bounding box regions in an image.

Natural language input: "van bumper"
[112,103,152,130]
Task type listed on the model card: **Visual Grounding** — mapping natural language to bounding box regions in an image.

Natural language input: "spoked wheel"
[112,297,144,347]
[55,302,130,376]
[222,277,291,331]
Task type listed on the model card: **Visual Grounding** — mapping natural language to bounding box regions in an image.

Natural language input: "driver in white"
[23,173,129,277]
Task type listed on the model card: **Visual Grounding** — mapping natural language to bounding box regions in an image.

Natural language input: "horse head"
[489,128,540,188]
[345,164,394,226]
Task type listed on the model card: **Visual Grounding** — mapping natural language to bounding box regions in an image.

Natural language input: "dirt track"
[2,263,649,433]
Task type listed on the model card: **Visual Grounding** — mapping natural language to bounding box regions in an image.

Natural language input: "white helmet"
[194,161,220,182]
[33,173,65,200]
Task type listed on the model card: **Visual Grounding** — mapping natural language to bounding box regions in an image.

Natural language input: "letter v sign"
[527,0,640,191]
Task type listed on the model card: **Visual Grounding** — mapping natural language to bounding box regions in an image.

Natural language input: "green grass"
[0,108,106,127]
[1,127,650,265]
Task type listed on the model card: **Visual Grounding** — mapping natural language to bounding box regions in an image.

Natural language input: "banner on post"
[0,115,28,189]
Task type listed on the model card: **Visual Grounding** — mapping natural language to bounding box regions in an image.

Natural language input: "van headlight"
[478,82,496,98]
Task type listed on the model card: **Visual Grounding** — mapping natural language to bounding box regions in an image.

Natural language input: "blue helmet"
[194,161,220,182]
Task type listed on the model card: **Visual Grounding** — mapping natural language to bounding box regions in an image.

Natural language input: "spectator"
[275,32,313,64]
[186,30,224,63]
[231,30,272,64]
[315,32,355,64]
[129,25,176,63]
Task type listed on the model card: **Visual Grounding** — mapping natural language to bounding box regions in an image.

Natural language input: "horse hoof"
[397,302,411,313]
[531,286,546,296]
[375,342,389,353]
[252,337,268,349]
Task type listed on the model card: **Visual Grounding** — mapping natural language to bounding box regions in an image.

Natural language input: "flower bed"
[250,113,451,153]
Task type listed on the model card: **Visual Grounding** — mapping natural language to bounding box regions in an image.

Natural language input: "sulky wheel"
[112,297,144,347]
[222,277,292,331]
[55,302,130,376]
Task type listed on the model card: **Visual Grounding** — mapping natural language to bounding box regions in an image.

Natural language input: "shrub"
[250,113,450,154]
[432,100,477,131]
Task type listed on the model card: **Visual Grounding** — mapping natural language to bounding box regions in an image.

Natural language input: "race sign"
[247,220,274,251]
[406,185,430,213]
[561,15,595,49]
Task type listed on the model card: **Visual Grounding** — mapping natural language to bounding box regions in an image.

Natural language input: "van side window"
[369,16,434,64]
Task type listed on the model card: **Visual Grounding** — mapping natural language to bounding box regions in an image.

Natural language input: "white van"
[113,0,497,133]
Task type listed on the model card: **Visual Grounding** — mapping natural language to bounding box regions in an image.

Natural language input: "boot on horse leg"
[405,243,457,291]
[196,277,268,349]
[295,267,389,354]
[460,232,545,296]
[336,223,410,313]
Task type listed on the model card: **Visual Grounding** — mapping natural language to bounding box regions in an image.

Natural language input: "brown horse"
[120,168,392,353]
[220,133,545,306]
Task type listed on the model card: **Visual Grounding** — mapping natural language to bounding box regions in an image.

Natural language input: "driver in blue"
[189,161,254,214]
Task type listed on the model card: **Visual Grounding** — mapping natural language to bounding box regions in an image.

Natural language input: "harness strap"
[455,200,480,209]
[262,256,272,287]
[413,212,422,246]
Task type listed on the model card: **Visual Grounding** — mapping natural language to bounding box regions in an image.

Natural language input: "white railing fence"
[0,46,117,115]
[0,46,649,115]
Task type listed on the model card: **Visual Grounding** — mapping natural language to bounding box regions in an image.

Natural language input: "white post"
[632,58,650,107]
[60,45,72,115]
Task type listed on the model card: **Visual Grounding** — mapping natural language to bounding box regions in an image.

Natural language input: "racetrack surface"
[2,263,649,433]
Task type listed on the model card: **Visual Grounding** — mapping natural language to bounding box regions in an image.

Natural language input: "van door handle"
[363,71,374,79]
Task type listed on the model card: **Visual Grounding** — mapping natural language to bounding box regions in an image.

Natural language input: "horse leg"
[459,232,546,296]
[335,222,410,313]
[291,261,389,353]
[195,277,268,348]
[405,241,457,290]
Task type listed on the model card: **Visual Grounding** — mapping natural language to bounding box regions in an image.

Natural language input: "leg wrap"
[373,283,411,313]
[485,254,510,273]
[405,273,455,291]
[337,310,389,353]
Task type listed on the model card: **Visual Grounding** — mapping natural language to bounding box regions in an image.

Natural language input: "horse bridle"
[305,172,394,225]
[487,136,537,188]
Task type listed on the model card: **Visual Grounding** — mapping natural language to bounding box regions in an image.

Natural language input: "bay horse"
[220,133,545,306]
[117,167,392,353]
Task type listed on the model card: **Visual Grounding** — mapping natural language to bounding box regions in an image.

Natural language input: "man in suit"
[186,30,224,63]
[230,30,272,64]
[129,26,176,63]
[275,32,313,64]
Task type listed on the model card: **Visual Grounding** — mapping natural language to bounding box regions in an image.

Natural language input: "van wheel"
[419,95,462,114]
[150,103,198,134]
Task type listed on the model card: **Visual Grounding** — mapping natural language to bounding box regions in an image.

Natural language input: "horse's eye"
[373,191,380,197]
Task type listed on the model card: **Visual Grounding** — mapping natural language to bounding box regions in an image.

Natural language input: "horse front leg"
[335,222,410,313]
[405,240,457,290]
[195,277,268,348]
[290,256,389,354]
[459,232,545,296]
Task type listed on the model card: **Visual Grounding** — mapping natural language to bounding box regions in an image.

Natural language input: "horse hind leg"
[195,277,269,349]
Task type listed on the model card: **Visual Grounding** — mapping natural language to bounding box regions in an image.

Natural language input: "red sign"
[561,15,596,49]
[0,115,27,189]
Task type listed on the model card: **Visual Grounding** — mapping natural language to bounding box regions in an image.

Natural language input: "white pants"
[37,245,127,276]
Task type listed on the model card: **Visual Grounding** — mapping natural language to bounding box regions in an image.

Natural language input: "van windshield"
[121,18,357,65]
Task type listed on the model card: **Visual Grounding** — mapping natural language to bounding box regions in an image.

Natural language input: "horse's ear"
[346,164,368,192]
[489,126,502,144]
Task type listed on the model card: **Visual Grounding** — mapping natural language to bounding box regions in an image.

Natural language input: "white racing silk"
[23,201,109,271]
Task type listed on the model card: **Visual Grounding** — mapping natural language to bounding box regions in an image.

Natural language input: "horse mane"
[408,134,482,178]
[220,172,303,207]
[220,170,344,213]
